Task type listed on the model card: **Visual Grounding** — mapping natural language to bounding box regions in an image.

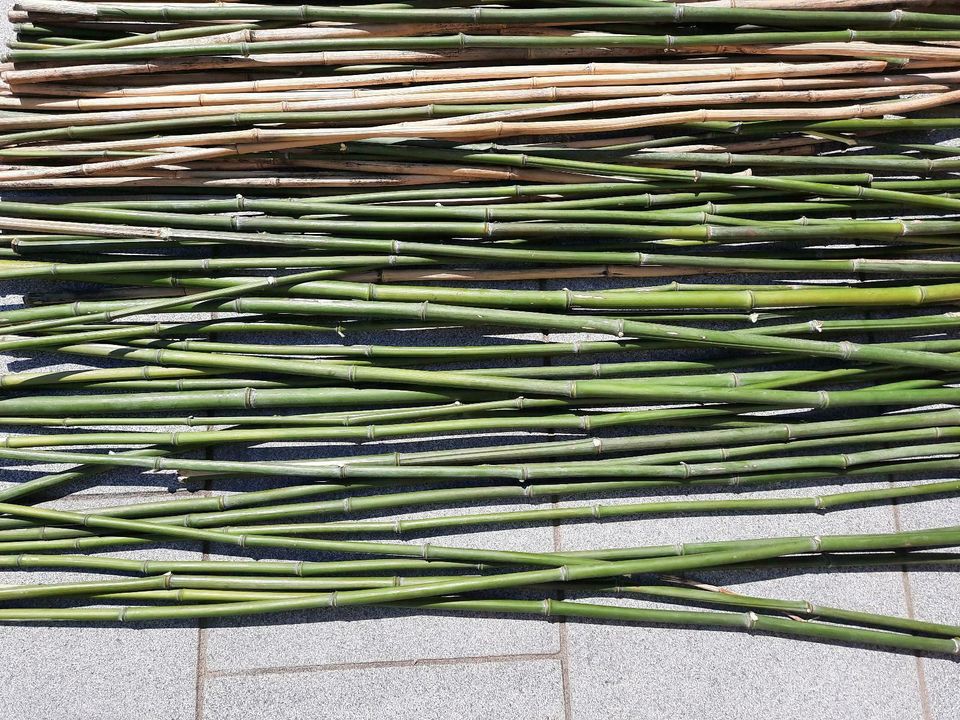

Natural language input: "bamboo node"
[813,496,825,511]
[743,611,759,629]
[837,341,857,361]
[591,504,601,520]
[952,638,960,654]
[817,390,831,409]
[342,497,352,514]
[243,387,257,409]
[329,591,338,608]
[295,561,305,577]
[558,565,570,582]
[117,606,130,623]
[541,599,552,617]
[420,543,432,559]
[811,535,823,551]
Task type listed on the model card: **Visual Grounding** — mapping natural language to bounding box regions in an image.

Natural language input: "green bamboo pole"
[0,553,487,576]
[222,479,960,535]
[5,425,956,543]
[87,578,960,640]
[2,439,960,483]
[7,199,960,244]
[2,591,956,655]
[587,581,960,639]
[168,407,960,467]
[342,144,960,212]
[20,3,960,31]
[9,239,960,282]
[0,448,172,503]
[10,298,960,384]
[6,455,956,545]
[0,266,389,337]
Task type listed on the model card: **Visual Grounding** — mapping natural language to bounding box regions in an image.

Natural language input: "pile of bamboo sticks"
[0,0,959,654]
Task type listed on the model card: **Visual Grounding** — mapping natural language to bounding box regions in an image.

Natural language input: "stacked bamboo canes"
[0,0,958,655]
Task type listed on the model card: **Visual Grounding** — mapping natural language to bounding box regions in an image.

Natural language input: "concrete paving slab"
[885,492,960,720]
[0,493,201,719]
[202,658,565,720]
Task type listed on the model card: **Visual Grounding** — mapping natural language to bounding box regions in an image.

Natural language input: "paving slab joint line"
[888,482,934,720]
[551,500,574,720]
[203,650,566,681]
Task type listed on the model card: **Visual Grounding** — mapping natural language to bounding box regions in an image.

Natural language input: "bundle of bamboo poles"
[0,0,959,655]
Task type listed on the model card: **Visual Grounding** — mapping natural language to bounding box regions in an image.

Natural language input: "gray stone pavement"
[0,4,957,717]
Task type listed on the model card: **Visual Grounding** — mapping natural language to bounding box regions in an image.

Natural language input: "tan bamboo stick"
[339,265,728,283]
[1,59,889,97]
[0,165,601,187]
[1,47,679,85]
[0,174,471,189]
[61,23,557,51]
[7,68,955,118]
[8,87,960,182]
[5,79,952,131]
[730,41,960,62]
[5,162,579,183]
[652,135,839,154]
[20,82,959,158]
[244,160,579,184]
[429,84,956,127]
[685,0,942,7]
[3,66,925,112]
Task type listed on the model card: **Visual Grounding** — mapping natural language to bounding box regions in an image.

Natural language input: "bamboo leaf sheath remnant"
[0,0,958,663]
